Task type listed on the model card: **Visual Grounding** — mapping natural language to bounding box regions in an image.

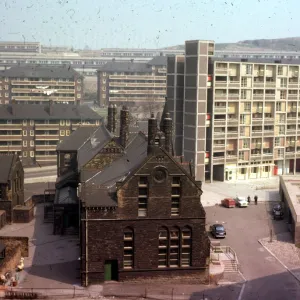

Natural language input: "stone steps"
[222,259,238,273]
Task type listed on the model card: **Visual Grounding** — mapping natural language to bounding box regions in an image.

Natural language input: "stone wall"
[13,206,34,223]
[0,237,29,257]
[0,211,6,230]
[0,242,22,276]
[0,201,12,224]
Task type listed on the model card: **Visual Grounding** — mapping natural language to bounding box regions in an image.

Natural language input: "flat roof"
[280,175,300,222]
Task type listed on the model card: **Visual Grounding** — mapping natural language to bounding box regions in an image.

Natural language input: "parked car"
[273,203,284,220]
[221,198,235,208]
[210,224,226,238]
[235,196,248,208]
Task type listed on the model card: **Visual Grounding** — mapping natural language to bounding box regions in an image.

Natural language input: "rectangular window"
[275,137,280,146]
[66,120,70,126]
[66,130,70,136]
[241,90,246,99]
[158,228,168,267]
[138,176,148,186]
[23,120,27,126]
[240,168,246,174]
[246,64,252,75]
[30,120,34,126]
[77,94,81,98]
[5,93,8,98]
[23,151,27,157]
[77,86,81,91]
[239,151,244,160]
[23,130,27,136]
[30,140,34,147]
[263,166,270,172]
[278,66,283,75]
[123,229,133,269]
[276,102,282,111]
[251,167,258,173]
[30,151,34,157]
[60,120,65,126]
[60,130,65,136]
[23,140,27,147]
[30,130,34,136]
[244,102,251,112]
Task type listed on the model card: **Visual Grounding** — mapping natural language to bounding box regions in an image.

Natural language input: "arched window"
[170,227,180,267]
[123,227,134,269]
[181,226,192,266]
[158,227,168,267]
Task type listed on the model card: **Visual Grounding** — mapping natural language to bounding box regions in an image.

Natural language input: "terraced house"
[167,39,300,182]
[0,65,83,104]
[0,100,101,166]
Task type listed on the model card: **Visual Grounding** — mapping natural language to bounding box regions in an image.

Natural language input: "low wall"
[13,206,34,223]
[25,192,55,208]
[0,242,22,276]
[0,237,29,257]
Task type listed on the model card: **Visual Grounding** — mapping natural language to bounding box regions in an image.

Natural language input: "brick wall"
[0,201,12,223]
[13,206,34,223]
[81,218,209,285]
[0,211,6,229]
[0,237,29,257]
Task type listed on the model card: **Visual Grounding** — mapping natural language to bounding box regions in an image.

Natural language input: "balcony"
[214,107,227,113]
[252,118,263,125]
[265,82,276,88]
[264,118,274,125]
[252,131,263,137]
[253,95,264,100]
[285,151,295,158]
[0,135,22,141]
[35,135,60,140]
[214,81,227,88]
[286,129,297,136]
[35,124,60,130]
[288,107,297,113]
[264,130,274,136]
[109,75,166,80]
[265,95,276,100]
[213,156,225,164]
[286,141,296,147]
[228,81,240,88]
[227,132,238,138]
[11,80,75,86]
[215,68,228,75]
[214,120,226,127]
[253,107,263,113]
[11,96,75,102]
[226,155,238,162]
[213,144,225,151]
[228,94,239,100]
[288,94,298,99]
[109,82,166,88]
[227,119,238,125]
[215,94,227,100]
[0,145,22,151]
[35,155,57,161]
[214,132,226,137]
[35,145,57,151]
[0,124,22,129]
[288,83,298,89]
[252,144,262,149]
[253,82,264,88]
[287,118,297,124]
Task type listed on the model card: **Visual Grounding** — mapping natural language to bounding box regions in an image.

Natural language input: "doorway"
[104,260,118,281]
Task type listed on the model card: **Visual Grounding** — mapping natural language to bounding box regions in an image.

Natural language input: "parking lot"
[205,203,300,299]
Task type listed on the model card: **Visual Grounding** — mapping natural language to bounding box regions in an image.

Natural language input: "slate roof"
[54,186,78,205]
[0,103,102,121]
[77,124,114,168]
[56,127,97,151]
[0,65,80,79]
[83,132,148,207]
[0,154,15,183]
[148,56,167,66]
[97,61,152,73]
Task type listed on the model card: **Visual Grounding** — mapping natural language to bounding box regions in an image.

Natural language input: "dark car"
[273,204,284,220]
[210,224,226,238]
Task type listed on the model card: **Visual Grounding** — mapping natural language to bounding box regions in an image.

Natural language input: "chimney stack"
[112,104,117,133]
[11,99,16,116]
[147,113,158,155]
[107,104,114,132]
[162,112,173,154]
[48,100,54,115]
[119,106,129,148]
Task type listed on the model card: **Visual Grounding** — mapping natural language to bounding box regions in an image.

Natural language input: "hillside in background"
[164,37,300,52]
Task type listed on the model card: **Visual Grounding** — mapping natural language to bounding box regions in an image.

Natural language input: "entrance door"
[104,260,118,281]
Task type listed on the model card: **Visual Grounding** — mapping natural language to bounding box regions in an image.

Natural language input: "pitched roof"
[0,103,102,120]
[0,154,15,183]
[83,132,148,207]
[97,61,152,73]
[77,124,114,167]
[0,65,80,79]
[57,126,97,151]
[147,56,167,66]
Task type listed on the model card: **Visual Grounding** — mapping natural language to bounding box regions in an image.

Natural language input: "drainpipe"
[85,208,88,287]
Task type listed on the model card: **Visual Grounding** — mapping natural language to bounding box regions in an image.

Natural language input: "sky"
[0,0,298,49]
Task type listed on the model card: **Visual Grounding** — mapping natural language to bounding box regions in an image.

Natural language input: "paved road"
[206,204,300,299]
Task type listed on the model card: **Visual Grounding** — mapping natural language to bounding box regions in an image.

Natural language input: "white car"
[235,196,248,208]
